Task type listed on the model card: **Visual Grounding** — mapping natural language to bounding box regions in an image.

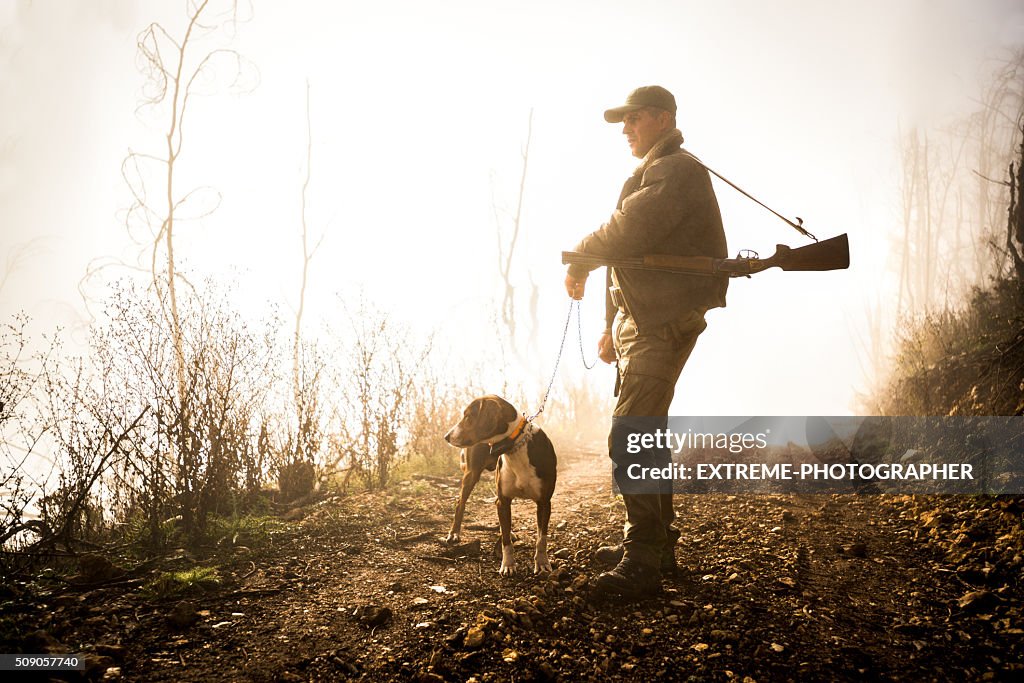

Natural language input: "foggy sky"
[2,0,1023,415]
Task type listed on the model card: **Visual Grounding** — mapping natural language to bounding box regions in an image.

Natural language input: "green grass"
[142,566,221,600]
[207,513,289,547]
[391,449,461,482]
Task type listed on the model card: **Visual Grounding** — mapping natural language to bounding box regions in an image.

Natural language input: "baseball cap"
[603,85,677,123]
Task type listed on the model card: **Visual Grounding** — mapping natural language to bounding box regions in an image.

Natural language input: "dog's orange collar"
[506,415,527,443]
[488,415,528,454]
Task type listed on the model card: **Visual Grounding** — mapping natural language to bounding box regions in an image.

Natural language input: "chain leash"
[576,299,597,370]
[527,298,597,422]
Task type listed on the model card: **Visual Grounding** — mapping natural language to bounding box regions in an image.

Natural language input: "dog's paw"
[445,532,461,544]
[498,544,515,576]
[533,558,552,575]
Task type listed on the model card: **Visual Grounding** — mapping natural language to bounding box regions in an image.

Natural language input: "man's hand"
[598,332,616,364]
[564,273,587,300]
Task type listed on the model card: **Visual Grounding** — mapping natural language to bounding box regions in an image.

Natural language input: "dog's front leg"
[533,498,552,574]
[496,495,515,576]
[447,467,481,544]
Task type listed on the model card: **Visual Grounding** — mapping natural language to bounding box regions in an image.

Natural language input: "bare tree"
[81,0,255,405]
[1006,122,1024,285]
[289,80,325,464]
[493,108,533,350]
[891,51,1024,318]
[860,52,1024,410]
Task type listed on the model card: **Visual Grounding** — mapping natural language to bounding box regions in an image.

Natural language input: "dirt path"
[6,447,1022,681]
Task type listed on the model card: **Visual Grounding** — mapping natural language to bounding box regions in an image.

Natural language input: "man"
[564,85,728,599]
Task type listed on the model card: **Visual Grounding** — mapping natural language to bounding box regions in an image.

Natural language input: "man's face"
[622,108,671,158]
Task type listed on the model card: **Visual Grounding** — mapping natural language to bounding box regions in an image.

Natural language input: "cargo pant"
[610,307,706,568]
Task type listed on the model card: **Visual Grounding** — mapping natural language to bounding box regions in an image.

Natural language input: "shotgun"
[562,233,849,278]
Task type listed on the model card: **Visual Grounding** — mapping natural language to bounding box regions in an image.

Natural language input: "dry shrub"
[87,279,280,548]
[330,296,431,491]
[872,279,1023,416]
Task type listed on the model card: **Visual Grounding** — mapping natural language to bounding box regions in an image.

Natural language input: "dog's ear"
[493,397,519,425]
[477,398,502,434]
[483,397,519,432]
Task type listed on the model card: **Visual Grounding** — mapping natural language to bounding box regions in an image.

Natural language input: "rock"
[556,520,568,530]
[847,541,868,558]
[710,629,739,643]
[464,625,486,648]
[440,539,481,558]
[354,605,393,627]
[101,666,122,681]
[594,545,624,566]
[168,601,199,629]
[921,510,952,529]
[414,673,445,683]
[958,590,998,613]
[770,642,785,652]
[502,648,520,662]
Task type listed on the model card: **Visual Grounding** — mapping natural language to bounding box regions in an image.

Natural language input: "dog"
[444,395,557,575]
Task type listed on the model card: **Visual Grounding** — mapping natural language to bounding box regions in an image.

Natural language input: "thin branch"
[972,168,1011,186]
